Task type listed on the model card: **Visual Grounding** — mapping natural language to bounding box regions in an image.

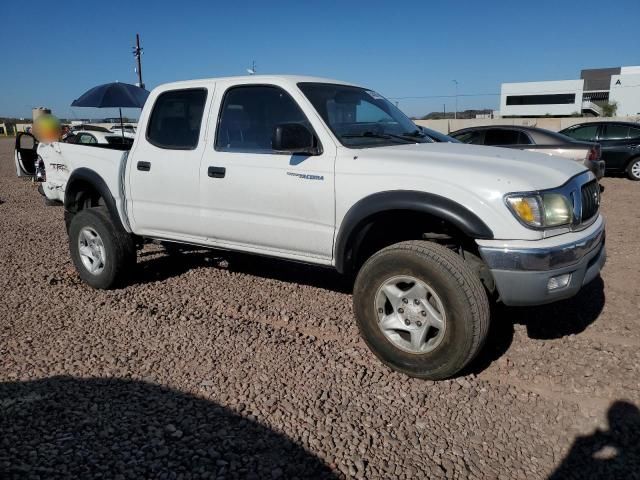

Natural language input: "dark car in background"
[417,125,461,143]
[560,122,640,180]
[450,125,605,179]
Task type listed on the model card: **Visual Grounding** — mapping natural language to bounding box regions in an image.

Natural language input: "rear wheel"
[69,207,135,289]
[626,157,640,181]
[353,241,490,380]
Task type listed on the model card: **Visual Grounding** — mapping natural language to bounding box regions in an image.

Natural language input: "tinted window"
[603,124,629,140]
[484,129,523,145]
[565,125,598,141]
[147,89,207,149]
[452,130,483,144]
[517,131,532,144]
[215,85,309,152]
[629,126,640,139]
[106,136,134,146]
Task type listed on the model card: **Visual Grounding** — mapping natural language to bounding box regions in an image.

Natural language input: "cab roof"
[152,75,360,92]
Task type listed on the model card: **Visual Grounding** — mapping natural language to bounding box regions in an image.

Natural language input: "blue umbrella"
[71,82,150,138]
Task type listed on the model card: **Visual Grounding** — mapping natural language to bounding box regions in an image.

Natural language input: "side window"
[603,124,629,140]
[484,129,521,145]
[452,130,482,144]
[629,127,640,140]
[147,88,207,150]
[215,85,309,152]
[565,125,598,141]
[77,133,97,144]
[517,131,533,145]
[19,134,36,149]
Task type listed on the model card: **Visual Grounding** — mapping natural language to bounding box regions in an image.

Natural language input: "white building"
[500,80,584,117]
[610,66,640,116]
[500,66,640,117]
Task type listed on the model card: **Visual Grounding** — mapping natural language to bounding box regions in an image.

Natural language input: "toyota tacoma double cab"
[36,75,606,379]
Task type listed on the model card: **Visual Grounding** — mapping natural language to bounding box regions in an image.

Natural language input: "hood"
[351,142,586,192]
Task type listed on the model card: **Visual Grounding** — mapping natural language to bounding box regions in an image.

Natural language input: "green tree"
[602,101,618,117]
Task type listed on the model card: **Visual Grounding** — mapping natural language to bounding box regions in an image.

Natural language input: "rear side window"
[215,85,309,153]
[147,89,207,150]
[452,130,483,144]
[565,125,598,141]
[629,126,640,139]
[484,129,523,145]
[603,124,629,140]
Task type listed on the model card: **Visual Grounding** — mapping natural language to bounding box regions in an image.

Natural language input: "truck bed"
[38,142,128,203]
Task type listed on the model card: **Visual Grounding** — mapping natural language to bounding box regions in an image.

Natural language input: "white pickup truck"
[34,75,606,379]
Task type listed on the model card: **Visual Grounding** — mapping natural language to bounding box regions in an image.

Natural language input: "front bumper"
[477,216,606,306]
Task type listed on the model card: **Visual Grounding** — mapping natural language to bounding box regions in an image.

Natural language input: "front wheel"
[627,157,640,181]
[69,207,135,289]
[353,241,490,380]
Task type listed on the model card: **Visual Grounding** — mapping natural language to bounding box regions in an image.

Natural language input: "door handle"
[208,166,226,178]
[137,161,151,172]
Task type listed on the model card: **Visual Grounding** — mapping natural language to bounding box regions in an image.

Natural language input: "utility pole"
[452,80,458,120]
[133,34,144,89]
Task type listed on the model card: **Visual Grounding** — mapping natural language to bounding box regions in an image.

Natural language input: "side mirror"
[272,123,319,155]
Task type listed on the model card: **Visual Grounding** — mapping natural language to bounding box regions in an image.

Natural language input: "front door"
[199,83,336,263]
[128,87,211,239]
[14,132,38,177]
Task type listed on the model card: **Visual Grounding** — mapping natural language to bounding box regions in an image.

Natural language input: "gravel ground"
[1,136,639,479]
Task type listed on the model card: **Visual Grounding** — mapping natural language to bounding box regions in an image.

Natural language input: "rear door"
[128,86,211,239]
[598,124,631,171]
[14,132,38,176]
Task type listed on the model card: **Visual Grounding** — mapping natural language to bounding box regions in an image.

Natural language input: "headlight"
[506,193,572,228]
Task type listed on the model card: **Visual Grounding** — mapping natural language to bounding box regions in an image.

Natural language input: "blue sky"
[2,0,639,119]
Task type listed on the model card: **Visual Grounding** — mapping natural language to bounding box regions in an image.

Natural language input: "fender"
[64,168,126,232]
[334,190,494,273]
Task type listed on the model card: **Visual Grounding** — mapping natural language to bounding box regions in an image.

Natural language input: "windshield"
[298,82,427,148]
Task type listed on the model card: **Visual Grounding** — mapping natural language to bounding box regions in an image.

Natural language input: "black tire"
[626,157,640,181]
[68,207,136,289]
[353,240,490,380]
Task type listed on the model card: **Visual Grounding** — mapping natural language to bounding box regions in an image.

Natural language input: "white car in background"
[65,130,135,145]
[110,125,137,135]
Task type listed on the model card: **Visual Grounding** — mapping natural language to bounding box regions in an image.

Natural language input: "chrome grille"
[580,180,600,223]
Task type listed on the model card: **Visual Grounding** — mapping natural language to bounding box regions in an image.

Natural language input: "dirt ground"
[1,136,639,479]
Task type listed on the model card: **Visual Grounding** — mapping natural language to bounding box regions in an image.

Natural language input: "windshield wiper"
[401,129,428,138]
[341,131,417,143]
